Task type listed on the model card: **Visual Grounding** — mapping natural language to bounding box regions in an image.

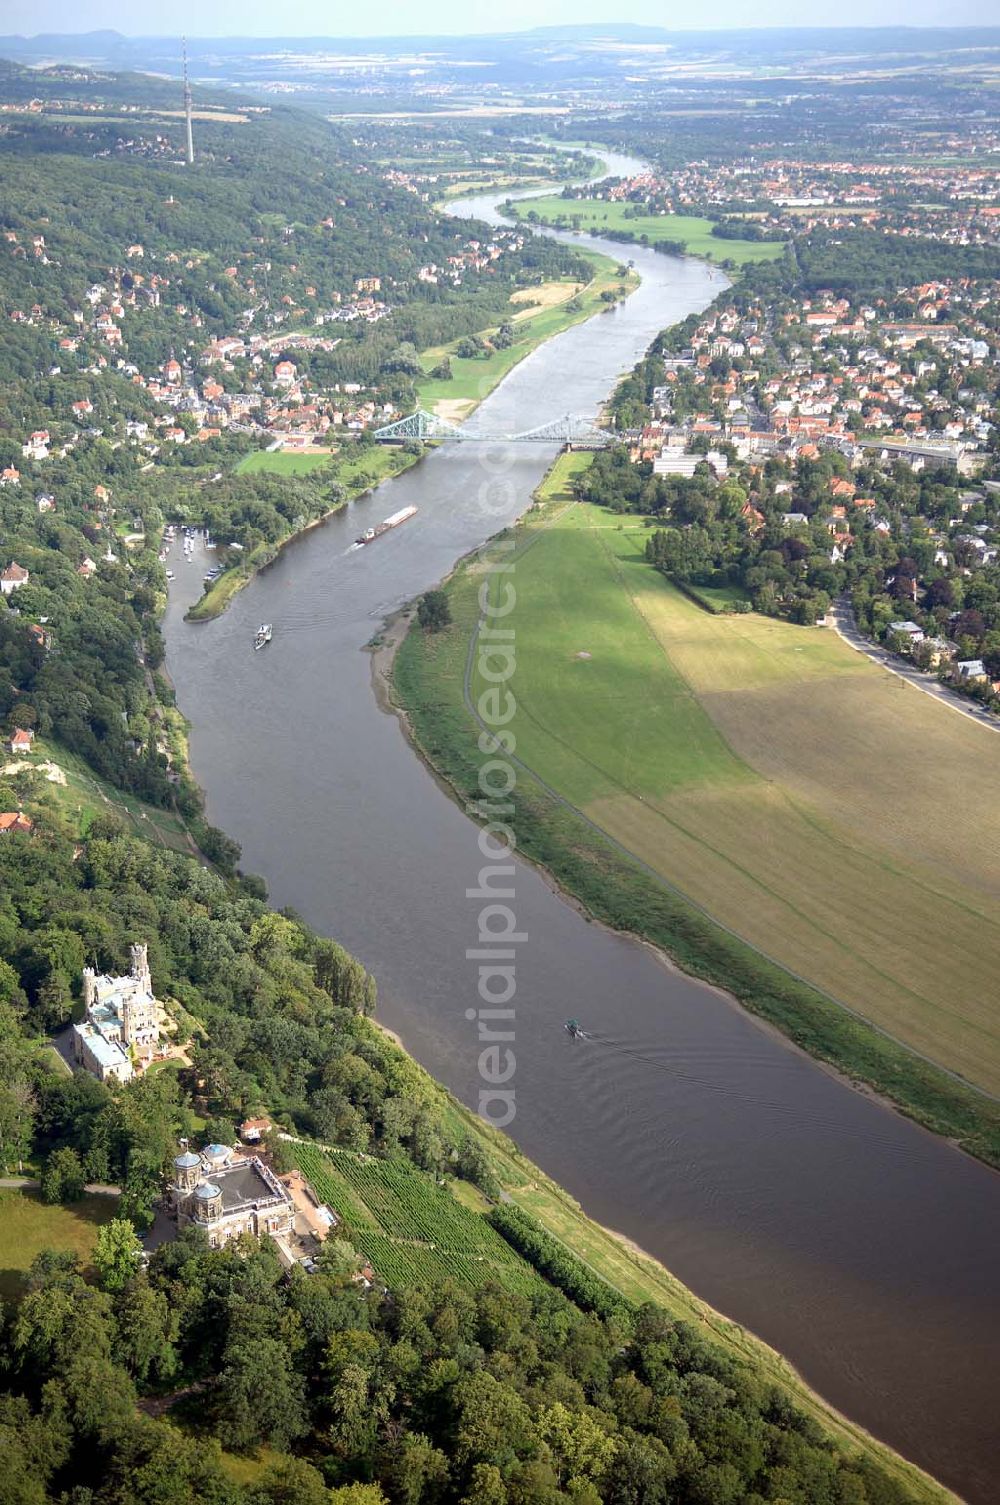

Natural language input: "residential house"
[888,620,925,645]
[0,813,32,835]
[240,1117,273,1144]
[1,561,29,595]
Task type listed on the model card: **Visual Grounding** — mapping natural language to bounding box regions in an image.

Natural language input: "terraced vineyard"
[292,1141,544,1296]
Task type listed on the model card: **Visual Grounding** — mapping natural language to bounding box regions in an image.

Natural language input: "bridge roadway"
[373,407,619,447]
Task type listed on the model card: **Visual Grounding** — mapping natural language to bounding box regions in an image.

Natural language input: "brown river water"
[164,158,1000,1501]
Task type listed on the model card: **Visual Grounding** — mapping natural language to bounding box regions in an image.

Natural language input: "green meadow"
[0,1189,118,1300]
[416,250,638,415]
[235,449,334,476]
[507,194,786,265]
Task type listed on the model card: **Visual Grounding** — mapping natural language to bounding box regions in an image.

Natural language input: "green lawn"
[679,579,752,612]
[0,1188,118,1300]
[507,195,785,265]
[235,449,335,476]
[473,504,748,804]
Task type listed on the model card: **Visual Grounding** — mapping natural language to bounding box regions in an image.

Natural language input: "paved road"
[830,597,1000,734]
[0,1177,120,1195]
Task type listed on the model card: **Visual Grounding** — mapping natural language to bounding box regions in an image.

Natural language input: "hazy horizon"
[2,3,996,39]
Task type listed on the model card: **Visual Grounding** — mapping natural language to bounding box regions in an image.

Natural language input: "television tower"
[182,38,194,165]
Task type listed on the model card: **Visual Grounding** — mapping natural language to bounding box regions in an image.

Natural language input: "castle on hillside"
[72,942,161,1084]
[169,1140,295,1252]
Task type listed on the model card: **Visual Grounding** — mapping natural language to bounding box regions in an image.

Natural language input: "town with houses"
[0,216,530,453]
[617,265,1000,699]
[557,123,1000,250]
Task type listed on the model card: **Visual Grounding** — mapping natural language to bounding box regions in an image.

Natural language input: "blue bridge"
[372,409,619,449]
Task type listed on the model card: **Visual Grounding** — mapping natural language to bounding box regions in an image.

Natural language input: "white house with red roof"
[1,561,29,596]
[8,727,34,755]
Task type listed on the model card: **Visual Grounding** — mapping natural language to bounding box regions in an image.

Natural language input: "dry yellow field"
[510,280,584,320]
[474,501,1000,1093]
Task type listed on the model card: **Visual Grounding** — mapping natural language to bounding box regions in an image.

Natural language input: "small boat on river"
[253,623,273,652]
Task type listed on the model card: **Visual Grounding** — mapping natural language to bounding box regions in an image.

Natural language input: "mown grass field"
[509,195,786,265]
[394,455,1000,1161]
[0,1189,118,1300]
[235,449,335,476]
[416,250,638,417]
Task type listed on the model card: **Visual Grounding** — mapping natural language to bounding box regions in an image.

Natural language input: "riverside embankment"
[163,155,1000,1503]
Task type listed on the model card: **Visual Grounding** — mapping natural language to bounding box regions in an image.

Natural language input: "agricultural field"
[291,1141,544,1295]
[470,490,1000,1093]
[235,449,334,476]
[506,195,786,265]
[0,1189,118,1300]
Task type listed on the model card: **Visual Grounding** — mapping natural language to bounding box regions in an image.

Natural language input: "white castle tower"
[129,941,151,994]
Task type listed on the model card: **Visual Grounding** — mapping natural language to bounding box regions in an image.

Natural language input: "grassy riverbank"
[503,194,786,265]
[416,249,638,420]
[392,453,1000,1166]
[185,445,417,622]
[186,249,637,621]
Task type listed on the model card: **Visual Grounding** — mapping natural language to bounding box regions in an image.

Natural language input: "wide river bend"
[165,154,1000,1502]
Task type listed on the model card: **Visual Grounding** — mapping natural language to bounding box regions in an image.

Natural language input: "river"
[164,152,1000,1502]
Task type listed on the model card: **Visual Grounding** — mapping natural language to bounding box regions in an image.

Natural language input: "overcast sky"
[0,0,992,37]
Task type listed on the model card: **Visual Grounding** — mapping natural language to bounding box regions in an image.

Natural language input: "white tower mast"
[183,38,194,165]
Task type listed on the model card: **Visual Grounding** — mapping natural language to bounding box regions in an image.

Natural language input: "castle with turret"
[72,942,161,1084]
[170,1139,294,1252]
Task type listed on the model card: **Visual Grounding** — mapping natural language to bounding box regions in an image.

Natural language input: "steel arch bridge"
[373,409,617,449]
